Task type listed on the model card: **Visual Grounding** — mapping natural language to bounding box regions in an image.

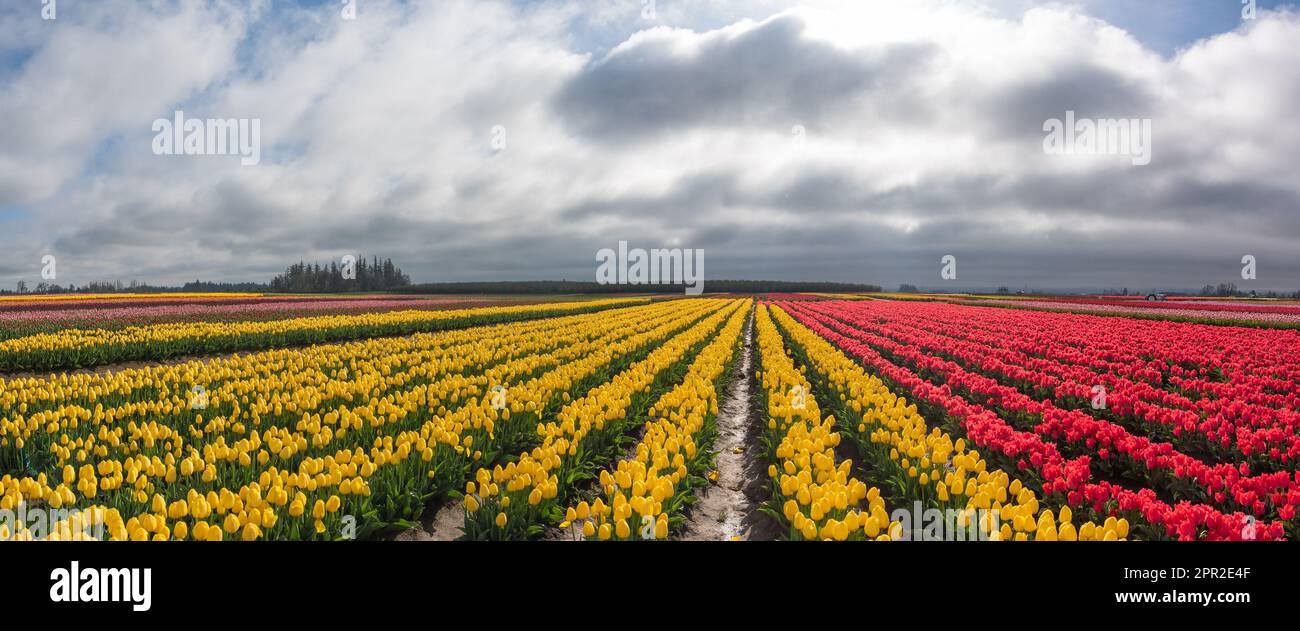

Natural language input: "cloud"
[1,0,1299,292]
[554,12,937,142]
[0,1,248,204]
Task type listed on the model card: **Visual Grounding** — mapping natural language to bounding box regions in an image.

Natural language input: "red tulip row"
[815,301,1300,470]
[778,300,1289,540]
[836,300,1300,465]
[960,304,1300,404]
[953,302,1300,400]
[1037,297,1300,316]
[793,300,1300,522]
[901,301,1300,429]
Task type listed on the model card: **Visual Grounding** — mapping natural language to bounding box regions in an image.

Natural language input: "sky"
[1,0,1298,292]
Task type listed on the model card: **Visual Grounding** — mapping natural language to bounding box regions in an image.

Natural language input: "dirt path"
[679,311,777,541]
[405,500,466,541]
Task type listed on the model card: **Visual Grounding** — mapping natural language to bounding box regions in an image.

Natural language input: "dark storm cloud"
[559,171,741,222]
[978,63,1158,141]
[645,215,1300,292]
[554,12,936,142]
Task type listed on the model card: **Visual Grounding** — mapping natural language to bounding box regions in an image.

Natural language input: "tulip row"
[0,292,263,306]
[958,298,1300,327]
[779,300,1286,540]
[865,300,1300,466]
[795,300,1300,523]
[0,300,722,540]
[752,304,893,540]
[860,308,1300,475]
[462,299,749,540]
[767,303,1126,541]
[0,300,697,461]
[947,302,1300,402]
[557,302,750,540]
[0,297,488,340]
[0,298,649,371]
[1036,297,1300,316]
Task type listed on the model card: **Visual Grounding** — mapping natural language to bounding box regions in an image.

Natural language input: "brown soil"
[679,312,779,541]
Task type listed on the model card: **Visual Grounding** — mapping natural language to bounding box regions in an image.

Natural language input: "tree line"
[1196,283,1300,299]
[3,279,268,295]
[268,257,410,293]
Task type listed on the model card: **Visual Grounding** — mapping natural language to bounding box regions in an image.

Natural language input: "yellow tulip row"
[1,300,714,540]
[768,304,1128,541]
[72,301,721,540]
[1,301,678,463]
[3,301,698,540]
[117,301,723,541]
[463,299,748,540]
[754,304,893,541]
[558,302,750,540]
[0,301,675,450]
[0,297,648,371]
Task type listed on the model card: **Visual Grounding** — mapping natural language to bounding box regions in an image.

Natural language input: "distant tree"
[1215,282,1238,297]
[898,284,920,293]
[268,256,410,293]
[996,286,1010,295]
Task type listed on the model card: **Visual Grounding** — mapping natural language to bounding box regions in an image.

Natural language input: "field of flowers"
[1,299,707,540]
[3,293,1290,541]
[0,297,646,371]
[0,294,526,339]
[775,298,1299,540]
[961,297,1300,325]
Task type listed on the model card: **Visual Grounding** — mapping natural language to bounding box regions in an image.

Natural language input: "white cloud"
[1,0,1299,291]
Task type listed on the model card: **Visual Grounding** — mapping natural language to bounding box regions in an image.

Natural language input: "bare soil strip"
[680,311,777,541]
[400,504,459,541]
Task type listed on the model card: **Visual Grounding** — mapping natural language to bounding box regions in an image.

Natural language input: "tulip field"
[779,298,1299,540]
[2,292,1296,541]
